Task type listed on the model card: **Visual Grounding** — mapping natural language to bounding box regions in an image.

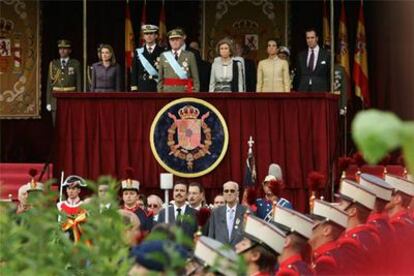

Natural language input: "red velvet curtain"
[54,93,339,212]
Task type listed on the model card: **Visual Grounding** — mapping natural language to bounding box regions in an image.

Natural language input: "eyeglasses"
[223,189,236,194]
[148,204,159,208]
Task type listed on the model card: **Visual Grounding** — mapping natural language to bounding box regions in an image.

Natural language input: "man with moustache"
[157,182,198,238]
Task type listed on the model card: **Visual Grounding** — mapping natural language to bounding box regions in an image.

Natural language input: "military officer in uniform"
[157,29,200,92]
[46,40,81,124]
[273,206,314,275]
[130,24,164,92]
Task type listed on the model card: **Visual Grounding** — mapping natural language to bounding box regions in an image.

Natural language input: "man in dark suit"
[208,181,247,248]
[294,28,331,92]
[130,24,164,92]
[157,182,197,238]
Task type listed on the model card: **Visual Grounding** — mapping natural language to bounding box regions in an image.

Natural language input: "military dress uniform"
[120,176,154,232]
[384,174,414,274]
[157,29,200,92]
[276,254,314,276]
[46,40,81,113]
[273,206,315,276]
[131,25,164,92]
[57,175,87,243]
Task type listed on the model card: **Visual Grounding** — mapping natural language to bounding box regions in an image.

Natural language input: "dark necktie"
[308,49,314,71]
[61,59,66,68]
[174,51,179,60]
[148,47,152,54]
[176,208,182,225]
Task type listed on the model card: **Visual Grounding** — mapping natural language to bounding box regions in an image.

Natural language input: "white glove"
[46,104,52,112]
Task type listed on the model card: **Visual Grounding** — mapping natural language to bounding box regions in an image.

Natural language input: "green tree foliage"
[0,176,132,276]
[352,109,414,173]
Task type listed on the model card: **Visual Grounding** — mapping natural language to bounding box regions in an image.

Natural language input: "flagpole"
[285,0,288,47]
[202,0,206,60]
[330,0,334,94]
[330,0,335,202]
[83,0,87,92]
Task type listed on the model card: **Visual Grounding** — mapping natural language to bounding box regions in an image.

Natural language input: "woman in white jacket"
[209,38,245,92]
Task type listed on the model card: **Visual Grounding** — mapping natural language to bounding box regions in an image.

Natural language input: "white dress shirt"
[306,44,320,71]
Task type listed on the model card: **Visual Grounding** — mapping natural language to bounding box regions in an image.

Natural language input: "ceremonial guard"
[235,215,286,275]
[57,175,88,243]
[157,29,200,92]
[256,168,292,222]
[16,169,44,214]
[336,179,381,274]
[120,170,153,232]
[46,40,81,122]
[359,174,396,273]
[273,206,314,275]
[308,199,359,275]
[384,174,414,274]
[130,25,163,92]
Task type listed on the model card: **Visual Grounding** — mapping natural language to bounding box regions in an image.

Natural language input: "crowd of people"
[46,24,332,117]
[11,163,414,275]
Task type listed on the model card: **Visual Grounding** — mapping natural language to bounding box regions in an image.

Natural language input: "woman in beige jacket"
[256,39,291,92]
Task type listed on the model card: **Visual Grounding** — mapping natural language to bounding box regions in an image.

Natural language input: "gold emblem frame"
[150,97,229,178]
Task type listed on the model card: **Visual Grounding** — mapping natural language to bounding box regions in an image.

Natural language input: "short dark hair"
[349,203,371,223]
[251,244,278,273]
[173,181,187,191]
[305,28,319,37]
[188,182,204,193]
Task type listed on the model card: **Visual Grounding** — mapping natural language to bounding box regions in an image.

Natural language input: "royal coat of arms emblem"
[150,98,228,178]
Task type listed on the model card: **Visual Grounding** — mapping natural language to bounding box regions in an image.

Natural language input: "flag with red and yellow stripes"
[353,1,370,107]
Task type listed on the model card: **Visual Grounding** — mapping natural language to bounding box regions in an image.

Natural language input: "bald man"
[208,181,247,248]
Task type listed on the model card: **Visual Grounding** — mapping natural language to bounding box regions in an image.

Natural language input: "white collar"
[172,49,182,56]
[308,45,320,53]
[174,203,187,213]
[146,44,156,52]
[66,197,82,206]
[60,57,69,63]
[226,204,237,212]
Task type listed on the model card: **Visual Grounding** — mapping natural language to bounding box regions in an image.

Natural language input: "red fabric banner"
[54,93,339,212]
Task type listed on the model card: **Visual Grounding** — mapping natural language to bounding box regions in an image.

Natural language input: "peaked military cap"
[57,39,71,48]
[141,24,159,34]
[167,29,184,39]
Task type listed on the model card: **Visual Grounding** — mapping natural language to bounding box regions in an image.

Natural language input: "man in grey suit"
[157,182,197,238]
[208,181,247,248]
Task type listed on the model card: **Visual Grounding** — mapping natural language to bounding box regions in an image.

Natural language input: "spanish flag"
[353,1,370,107]
[159,0,167,47]
[322,0,330,49]
[338,0,351,98]
[124,0,135,70]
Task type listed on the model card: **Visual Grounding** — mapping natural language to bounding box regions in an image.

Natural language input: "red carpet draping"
[54,92,339,212]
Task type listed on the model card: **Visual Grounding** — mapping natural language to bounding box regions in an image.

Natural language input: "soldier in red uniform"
[384,174,414,274]
[235,215,286,276]
[120,173,153,232]
[57,175,87,242]
[336,179,381,274]
[273,206,314,276]
[359,173,396,274]
[308,199,363,275]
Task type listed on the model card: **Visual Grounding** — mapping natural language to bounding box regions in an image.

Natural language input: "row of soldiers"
[13,167,414,275]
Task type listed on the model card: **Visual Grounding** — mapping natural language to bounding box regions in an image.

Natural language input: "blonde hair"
[100,44,117,65]
[216,38,234,57]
